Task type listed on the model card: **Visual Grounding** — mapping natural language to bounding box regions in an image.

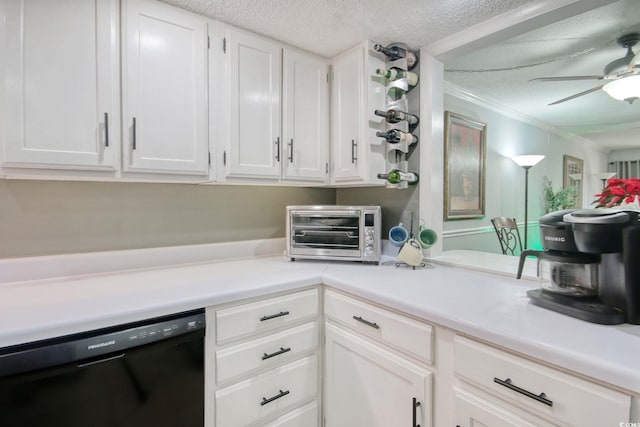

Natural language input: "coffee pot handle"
[517,250,541,279]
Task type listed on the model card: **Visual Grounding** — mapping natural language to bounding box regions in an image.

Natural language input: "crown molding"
[443,80,608,153]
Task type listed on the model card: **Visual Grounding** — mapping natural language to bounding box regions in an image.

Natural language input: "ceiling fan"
[530,33,640,105]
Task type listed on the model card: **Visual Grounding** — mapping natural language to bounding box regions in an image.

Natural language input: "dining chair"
[491,217,523,255]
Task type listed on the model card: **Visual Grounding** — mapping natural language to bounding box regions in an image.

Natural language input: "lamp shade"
[512,155,545,168]
[603,75,640,102]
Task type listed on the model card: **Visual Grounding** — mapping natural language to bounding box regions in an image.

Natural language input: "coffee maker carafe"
[517,209,640,325]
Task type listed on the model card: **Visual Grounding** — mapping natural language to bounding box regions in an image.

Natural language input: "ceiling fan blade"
[529,76,604,83]
[548,84,605,106]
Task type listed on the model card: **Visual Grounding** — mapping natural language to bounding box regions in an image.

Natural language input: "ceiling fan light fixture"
[602,75,640,103]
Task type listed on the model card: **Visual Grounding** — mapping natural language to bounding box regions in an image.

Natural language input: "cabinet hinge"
[223,150,226,166]
[223,37,226,53]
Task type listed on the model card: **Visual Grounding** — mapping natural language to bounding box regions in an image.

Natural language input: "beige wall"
[0,180,336,259]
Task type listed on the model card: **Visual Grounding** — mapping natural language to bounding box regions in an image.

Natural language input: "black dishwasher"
[0,308,205,427]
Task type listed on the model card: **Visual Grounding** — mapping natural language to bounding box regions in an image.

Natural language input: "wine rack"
[371,42,419,189]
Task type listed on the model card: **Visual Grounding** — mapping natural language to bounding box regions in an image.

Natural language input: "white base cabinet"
[453,335,631,427]
[324,289,433,427]
[324,323,432,427]
[206,287,321,427]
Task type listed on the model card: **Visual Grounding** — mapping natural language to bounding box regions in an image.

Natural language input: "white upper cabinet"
[122,0,209,176]
[330,44,366,184]
[282,49,329,183]
[0,0,119,172]
[225,28,282,179]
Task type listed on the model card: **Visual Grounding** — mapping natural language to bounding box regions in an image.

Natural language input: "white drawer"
[454,387,556,427]
[454,335,630,426]
[259,401,319,427]
[324,289,433,364]
[216,321,319,384]
[216,288,319,344]
[215,355,318,427]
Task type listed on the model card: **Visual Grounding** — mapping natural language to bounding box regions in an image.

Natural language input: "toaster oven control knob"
[365,235,374,244]
[365,245,374,255]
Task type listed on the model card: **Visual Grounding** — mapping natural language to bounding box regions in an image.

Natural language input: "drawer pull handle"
[260,311,290,321]
[262,346,291,360]
[260,389,290,406]
[412,397,421,427]
[353,315,380,329]
[493,377,553,407]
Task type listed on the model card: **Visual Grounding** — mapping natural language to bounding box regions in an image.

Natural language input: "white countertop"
[1,242,639,396]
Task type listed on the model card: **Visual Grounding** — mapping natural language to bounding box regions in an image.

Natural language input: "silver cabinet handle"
[493,377,553,406]
[132,117,137,150]
[413,397,421,427]
[275,137,280,162]
[262,346,291,360]
[288,139,294,163]
[260,311,290,321]
[353,315,379,329]
[103,112,109,147]
[351,139,357,164]
[260,389,289,406]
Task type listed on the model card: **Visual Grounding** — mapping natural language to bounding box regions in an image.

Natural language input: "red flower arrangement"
[594,178,640,208]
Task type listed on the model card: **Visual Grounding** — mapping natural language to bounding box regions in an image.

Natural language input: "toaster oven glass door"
[290,210,362,257]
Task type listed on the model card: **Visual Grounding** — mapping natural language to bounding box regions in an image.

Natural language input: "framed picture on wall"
[444,111,487,220]
[563,155,583,208]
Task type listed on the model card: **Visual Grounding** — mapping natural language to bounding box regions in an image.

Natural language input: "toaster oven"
[286,205,381,263]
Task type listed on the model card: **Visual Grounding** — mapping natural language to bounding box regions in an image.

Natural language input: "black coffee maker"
[517,209,640,325]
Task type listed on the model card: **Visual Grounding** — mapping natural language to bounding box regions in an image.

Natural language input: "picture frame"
[563,155,584,208]
[444,111,487,220]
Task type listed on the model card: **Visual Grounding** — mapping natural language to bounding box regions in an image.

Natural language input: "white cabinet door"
[330,45,365,184]
[282,49,329,183]
[1,0,118,170]
[324,323,432,427]
[226,28,281,179]
[122,0,208,175]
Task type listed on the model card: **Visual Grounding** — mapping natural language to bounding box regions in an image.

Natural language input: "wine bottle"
[374,109,419,126]
[376,129,418,145]
[375,67,419,87]
[373,43,418,69]
[387,86,408,100]
[377,170,419,185]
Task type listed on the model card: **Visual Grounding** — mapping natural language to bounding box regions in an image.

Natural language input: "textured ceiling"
[162,0,639,151]
[161,0,536,57]
[444,0,640,150]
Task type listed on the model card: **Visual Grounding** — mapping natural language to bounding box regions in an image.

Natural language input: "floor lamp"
[512,155,545,249]
[594,172,616,189]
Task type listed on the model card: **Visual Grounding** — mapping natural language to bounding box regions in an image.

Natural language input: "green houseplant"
[543,177,578,213]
